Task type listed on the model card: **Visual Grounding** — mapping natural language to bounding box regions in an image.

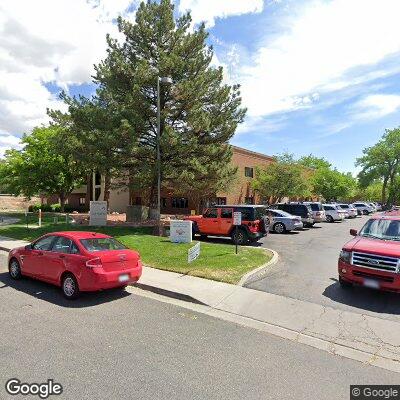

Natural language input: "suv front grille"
[352,252,399,273]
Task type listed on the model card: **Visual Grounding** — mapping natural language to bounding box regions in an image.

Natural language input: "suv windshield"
[80,238,127,251]
[359,219,400,241]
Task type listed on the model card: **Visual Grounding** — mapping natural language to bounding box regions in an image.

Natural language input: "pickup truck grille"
[352,251,399,273]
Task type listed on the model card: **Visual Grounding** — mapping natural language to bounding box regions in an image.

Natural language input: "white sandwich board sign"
[89,201,107,226]
[170,220,192,243]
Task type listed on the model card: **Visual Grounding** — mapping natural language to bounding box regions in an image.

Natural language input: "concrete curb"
[238,248,279,287]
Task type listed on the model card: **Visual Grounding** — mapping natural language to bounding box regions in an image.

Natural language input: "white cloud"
[236,0,400,119]
[178,0,263,27]
[352,94,400,121]
[0,0,137,141]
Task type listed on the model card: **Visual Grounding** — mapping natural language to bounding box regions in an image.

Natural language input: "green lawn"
[0,213,271,284]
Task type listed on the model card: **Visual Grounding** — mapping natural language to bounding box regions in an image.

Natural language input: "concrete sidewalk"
[1,235,400,373]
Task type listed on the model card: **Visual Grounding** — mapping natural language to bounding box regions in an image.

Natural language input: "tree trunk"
[382,176,389,206]
[85,173,91,210]
[59,192,66,213]
[103,173,111,207]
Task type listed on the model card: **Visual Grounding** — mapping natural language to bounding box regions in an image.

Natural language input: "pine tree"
[93,0,246,207]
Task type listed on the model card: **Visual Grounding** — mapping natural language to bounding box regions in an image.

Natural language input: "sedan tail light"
[86,257,103,268]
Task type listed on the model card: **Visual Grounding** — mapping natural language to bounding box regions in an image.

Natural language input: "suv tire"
[339,276,352,289]
[326,215,334,223]
[231,229,248,245]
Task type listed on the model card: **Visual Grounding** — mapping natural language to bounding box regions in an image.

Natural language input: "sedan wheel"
[62,274,80,300]
[9,259,22,280]
[274,222,286,234]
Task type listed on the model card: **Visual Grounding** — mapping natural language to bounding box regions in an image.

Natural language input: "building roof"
[230,145,275,162]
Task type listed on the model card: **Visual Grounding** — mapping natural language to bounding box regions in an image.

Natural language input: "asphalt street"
[249,215,400,322]
[0,253,399,400]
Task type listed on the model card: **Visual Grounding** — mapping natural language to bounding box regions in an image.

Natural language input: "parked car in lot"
[303,202,326,222]
[268,209,303,233]
[8,231,142,299]
[186,205,270,245]
[353,202,375,215]
[338,214,400,293]
[337,204,358,218]
[323,204,346,222]
[371,202,382,211]
[271,203,314,228]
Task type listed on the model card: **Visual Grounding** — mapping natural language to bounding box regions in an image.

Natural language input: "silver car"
[268,209,303,233]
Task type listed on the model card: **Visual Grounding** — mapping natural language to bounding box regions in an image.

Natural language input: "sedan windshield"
[80,238,127,252]
[359,219,400,241]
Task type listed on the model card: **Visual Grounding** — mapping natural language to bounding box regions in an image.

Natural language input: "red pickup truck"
[185,205,270,245]
[338,214,400,292]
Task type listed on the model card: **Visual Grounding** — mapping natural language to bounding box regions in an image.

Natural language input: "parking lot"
[245,215,400,322]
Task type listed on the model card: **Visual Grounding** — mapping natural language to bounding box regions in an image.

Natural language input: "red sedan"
[8,231,142,299]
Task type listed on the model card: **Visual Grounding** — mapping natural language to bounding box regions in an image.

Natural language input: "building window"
[216,197,227,205]
[245,196,254,205]
[172,197,188,209]
[161,198,168,208]
[245,167,254,178]
[79,197,85,206]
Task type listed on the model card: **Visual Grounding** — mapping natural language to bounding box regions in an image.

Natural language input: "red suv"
[186,205,270,245]
[338,215,400,292]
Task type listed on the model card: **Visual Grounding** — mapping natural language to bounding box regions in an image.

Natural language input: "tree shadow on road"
[323,278,400,315]
[0,272,131,308]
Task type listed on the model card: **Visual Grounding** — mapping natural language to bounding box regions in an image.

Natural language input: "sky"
[0,0,400,173]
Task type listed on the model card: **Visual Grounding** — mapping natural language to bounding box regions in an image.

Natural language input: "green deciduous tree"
[252,153,310,203]
[356,127,400,205]
[311,168,356,201]
[0,126,85,211]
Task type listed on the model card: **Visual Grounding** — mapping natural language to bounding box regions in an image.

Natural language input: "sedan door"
[42,236,73,284]
[22,235,57,277]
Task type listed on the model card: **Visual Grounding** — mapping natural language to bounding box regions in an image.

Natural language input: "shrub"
[50,203,61,212]
[28,204,52,212]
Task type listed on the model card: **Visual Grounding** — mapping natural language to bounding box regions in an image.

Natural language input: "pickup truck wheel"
[339,276,352,289]
[326,215,334,223]
[273,222,286,234]
[231,229,248,245]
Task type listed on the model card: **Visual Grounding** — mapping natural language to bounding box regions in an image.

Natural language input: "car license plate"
[119,274,129,283]
[363,279,380,289]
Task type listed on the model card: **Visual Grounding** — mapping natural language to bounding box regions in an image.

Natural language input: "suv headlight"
[339,250,351,264]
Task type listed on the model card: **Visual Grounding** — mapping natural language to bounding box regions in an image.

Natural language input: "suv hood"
[344,236,400,258]
[185,215,203,221]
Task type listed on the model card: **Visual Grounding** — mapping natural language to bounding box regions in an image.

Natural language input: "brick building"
[44,145,275,214]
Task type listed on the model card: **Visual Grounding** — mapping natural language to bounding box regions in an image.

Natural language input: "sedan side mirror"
[25,244,33,250]
[350,229,358,236]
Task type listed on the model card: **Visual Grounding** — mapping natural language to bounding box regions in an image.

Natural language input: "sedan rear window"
[80,238,127,252]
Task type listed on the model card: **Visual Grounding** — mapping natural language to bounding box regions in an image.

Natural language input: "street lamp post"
[156,76,173,236]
